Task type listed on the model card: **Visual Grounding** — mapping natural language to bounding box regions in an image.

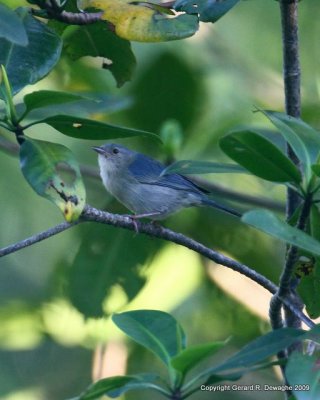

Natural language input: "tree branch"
[0,220,79,257]
[270,0,303,339]
[0,204,314,329]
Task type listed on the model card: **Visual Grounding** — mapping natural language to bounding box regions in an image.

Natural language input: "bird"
[93,143,241,221]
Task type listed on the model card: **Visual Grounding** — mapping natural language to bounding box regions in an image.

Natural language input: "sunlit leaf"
[63,22,136,87]
[82,0,199,42]
[171,341,227,376]
[220,130,302,183]
[19,138,86,222]
[0,8,62,96]
[35,115,161,142]
[0,4,28,46]
[242,210,320,256]
[112,310,186,366]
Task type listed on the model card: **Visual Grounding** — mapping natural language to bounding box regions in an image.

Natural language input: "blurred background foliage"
[0,0,319,399]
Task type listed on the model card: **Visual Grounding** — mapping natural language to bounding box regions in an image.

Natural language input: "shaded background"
[1,0,320,399]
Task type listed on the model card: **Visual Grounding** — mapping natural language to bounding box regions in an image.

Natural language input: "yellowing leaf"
[20,138,86,222]
[83,0,198,42]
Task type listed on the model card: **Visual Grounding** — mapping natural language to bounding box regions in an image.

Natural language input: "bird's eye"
[112,148,119,154]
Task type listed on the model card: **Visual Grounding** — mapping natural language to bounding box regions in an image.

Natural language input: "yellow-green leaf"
[20,138,86,222]
[82,0,198,42]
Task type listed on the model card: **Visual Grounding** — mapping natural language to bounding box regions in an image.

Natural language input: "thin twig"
[0,221,79,257]
[0,204,315,328]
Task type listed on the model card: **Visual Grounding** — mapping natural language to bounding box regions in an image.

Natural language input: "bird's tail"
[201,198,242,218]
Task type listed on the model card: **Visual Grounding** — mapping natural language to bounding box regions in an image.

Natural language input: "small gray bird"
[93,143,241,220]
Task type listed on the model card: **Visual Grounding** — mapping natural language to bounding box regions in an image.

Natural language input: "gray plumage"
[93,143,241,220]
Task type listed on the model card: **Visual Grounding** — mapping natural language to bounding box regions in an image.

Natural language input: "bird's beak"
[92,146,105,155]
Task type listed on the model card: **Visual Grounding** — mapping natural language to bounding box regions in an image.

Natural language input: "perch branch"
[0,204,314,329]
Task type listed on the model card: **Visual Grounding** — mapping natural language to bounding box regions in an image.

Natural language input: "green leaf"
[63,22,136,87]
[242,209,320,256]
[19,94,131,121]
[220,130,302,184]
[174,0,240,23]
[162,160,247,176]
[66,226,160,318]
[19,138,86,222]
[112,310,186,366]
[0,8,62,96]
[35,115,160,142]
[171,341,227,376]
[261,110,316,178]
[207,328,304,374]
[312,164,320,178]
[159,119,183,159]
[0,4,28,46]
[298,205,320,319]
[203,360,281,385]
[106,374,167,398]
[76,375,164,400]
[297,271,320,320]
[286,352,320,400]
[20,90,91,121]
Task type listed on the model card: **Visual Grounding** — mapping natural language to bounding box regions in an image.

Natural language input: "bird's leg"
[125,212,163,234]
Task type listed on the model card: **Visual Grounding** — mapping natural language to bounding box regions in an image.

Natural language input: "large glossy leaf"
[0,4,28,45]
[286,352,320,400]
[20,90,90,121]
[171,341,227,376]
[66,225,159,317]
[242,210,320,256]
[162,160,247,176]
[35,115,160,142]
[261,110,315,178]
[19,94,131,121]
[112,310,186,366]
[76,375,165,400]
[63,22,136,87]
[83,0,199,42]
[0,8,62,96]
[174,0,240,23]
[19,138,86,222]
[220,130,302,184]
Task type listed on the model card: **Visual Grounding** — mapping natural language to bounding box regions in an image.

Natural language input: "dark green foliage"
[0,8,62,96]
[66,225,160,317]
[126,52,204,132]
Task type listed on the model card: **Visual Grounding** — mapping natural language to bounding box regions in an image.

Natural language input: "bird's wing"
[128,154,208,194]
